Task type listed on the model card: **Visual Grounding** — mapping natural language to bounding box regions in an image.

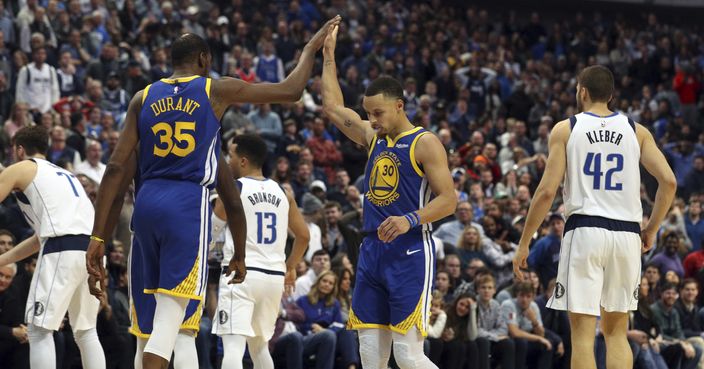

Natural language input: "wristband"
[404,212,420,228]
[90,235,105,244]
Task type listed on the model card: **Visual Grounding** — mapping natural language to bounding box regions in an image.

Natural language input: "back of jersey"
[223,178,290,274]
[138,76,221,189]
[16,158,94,239]
[564,112,642,222]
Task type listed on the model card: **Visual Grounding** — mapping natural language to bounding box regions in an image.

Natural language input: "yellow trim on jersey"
[160,75,200,84]
[143,288,204,301]
[347,308,393,331]
[390,296,428,337]
[205,78,212,98]
[141,84,151,105]
[367,134,377,158]
[128,302,203,338]
[386,126,422,147]
[409,131,429,177]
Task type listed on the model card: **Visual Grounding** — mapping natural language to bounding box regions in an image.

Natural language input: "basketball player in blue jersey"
[513,65,677,369]
[321,26,456,369]
[86,17,340,369]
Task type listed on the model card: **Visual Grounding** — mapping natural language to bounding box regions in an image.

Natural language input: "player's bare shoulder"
[413,130,446,164]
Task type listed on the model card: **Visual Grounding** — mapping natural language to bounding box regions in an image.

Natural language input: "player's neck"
[582,102,612,117]
[169,67,204,79]
[25,154,46,161]
[386,120,415,140]
[241,170,265,180]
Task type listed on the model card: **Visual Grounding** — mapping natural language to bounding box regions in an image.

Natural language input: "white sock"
[173,332,199,369]
[358,328,393,369]
[134,337,147,369]
[221,334,247,369]
[74,328,106,369]
[392,327,438,369]
[28,324,56,369]
[143,293,189,361]
[246,336,274,369]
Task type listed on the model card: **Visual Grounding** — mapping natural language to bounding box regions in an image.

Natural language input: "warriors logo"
[367,152,401,206]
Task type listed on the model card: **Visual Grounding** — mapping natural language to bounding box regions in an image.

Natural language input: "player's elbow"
[296,227,311,244]
[321,102,338,119]
[443,192,458,217]
[660,172,677,193]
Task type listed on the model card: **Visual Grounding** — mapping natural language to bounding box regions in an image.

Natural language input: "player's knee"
[27,324,52,341]
[393,341,425,369]
[73,327,98,344]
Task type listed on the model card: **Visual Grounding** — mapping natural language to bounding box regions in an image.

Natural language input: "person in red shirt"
[306,117,342,183]
[673,63,701,125]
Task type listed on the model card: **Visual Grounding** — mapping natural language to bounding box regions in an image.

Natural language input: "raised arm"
[513,120,569,279]
[211,16,341,110]
[321,25,374,147]
[638,124,677,252]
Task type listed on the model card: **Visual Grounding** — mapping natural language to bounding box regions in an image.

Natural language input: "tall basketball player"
[0,126,105,369]
[513,65,677,369]
[87,17,340,369]
[211,134,310,369]
[322,26,456,369]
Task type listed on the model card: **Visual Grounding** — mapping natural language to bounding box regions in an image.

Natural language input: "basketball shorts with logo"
[129,236,204,337]
[547,215,641,316]
[348,231,435,335]
[212,270,284,338]
[26,235,99,331]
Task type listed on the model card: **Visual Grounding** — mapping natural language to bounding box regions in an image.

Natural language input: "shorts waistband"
[43,234,90,255]
[362,229,429,239]
[564,214,640,235]
[222,266,285,276]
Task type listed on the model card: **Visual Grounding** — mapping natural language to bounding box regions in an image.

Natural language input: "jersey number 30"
[152,121,196,157]
[256,212,277,244]
[583,152,623,191]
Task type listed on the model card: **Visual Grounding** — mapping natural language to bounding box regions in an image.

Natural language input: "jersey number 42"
[583,152,623,191]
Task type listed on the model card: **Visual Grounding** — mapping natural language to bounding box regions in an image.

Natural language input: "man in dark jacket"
[0,263,29,369]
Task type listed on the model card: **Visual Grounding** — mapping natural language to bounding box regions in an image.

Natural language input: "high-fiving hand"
[306,15,341,52]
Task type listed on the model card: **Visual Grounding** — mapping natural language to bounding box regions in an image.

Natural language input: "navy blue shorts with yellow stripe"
[348,231,435,336]
[128,236,203,338]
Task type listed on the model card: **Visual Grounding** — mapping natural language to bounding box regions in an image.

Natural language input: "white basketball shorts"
[212,268,284,339]
[547,215,642,316]
[26,235,99,331]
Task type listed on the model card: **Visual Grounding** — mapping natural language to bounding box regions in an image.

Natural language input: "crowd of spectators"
[0,0,704,369]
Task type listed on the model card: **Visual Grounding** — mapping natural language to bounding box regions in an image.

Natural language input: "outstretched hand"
[86,239,106,299]
[323,24,339,58]
[306,15,342,52]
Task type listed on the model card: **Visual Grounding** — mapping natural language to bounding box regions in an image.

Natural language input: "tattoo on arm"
[325,60,334,66]
[344,119,352,127]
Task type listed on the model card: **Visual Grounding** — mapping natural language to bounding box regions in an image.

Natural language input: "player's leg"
[134,337,147,369]
[391,327,438,369]
[598,308,631,369]
[568,313,597,369]
[27,324,56,369]
[143,293,189,369]
[358,329,392,369]
[246,336,275,369]
[221,335,248,369]
[173,331,199,369]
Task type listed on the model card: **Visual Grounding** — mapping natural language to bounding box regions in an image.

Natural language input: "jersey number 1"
[256,212,277,244]
[583,152,623,191]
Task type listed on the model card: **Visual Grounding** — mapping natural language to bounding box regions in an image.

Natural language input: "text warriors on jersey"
[367,150,402,207]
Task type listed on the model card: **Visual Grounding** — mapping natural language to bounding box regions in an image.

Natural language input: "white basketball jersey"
[15,158,94,240]
[564,112,642,222]
[222,177,290,273]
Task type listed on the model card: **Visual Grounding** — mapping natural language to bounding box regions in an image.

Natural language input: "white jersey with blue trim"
[15,158,94,240]
[564,112,642,223]
[222,177,289,274]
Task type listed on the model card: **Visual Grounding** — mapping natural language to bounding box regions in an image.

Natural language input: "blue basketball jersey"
[363,127,432,233]
[138,76,221,189]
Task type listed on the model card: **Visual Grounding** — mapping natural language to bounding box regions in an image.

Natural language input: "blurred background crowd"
[0,0,704,368]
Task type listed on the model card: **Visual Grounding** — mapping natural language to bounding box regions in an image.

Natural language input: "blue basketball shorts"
[348,230,435,336]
